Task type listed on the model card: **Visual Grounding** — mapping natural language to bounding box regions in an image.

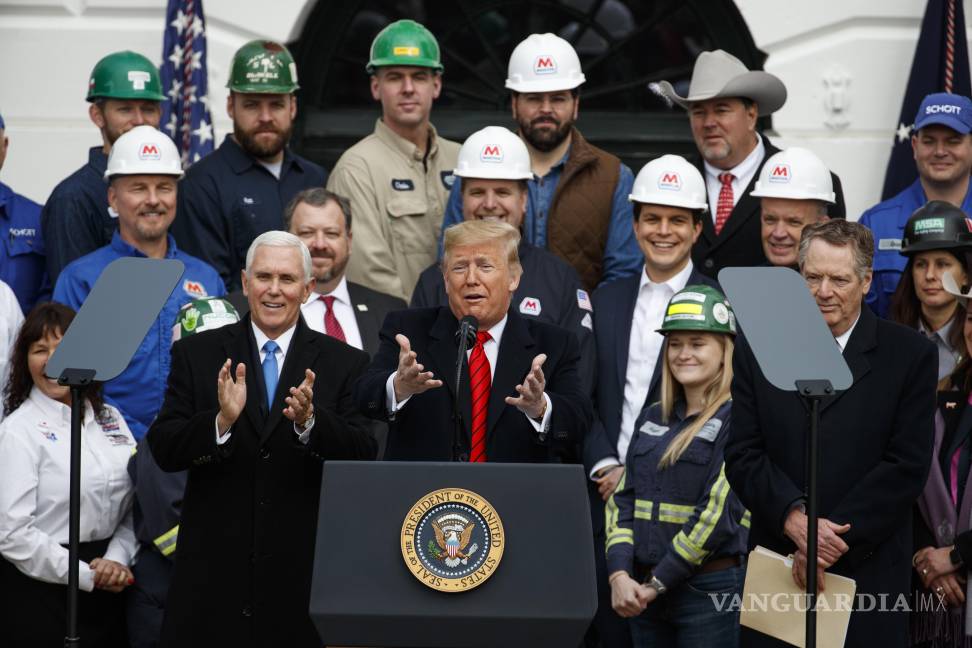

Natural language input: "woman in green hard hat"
[605,285,747,648]
[890,201,972,380]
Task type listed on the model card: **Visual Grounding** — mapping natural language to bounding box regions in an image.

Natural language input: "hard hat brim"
[505,76,585,93]
[750,185,836,203]
[628,194,708,211]
[366,59,444,74]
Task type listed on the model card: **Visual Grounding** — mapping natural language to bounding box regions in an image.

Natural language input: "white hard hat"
[750,147,835,203]
[505,33,586,93]
[629,154,708,211]
[453,126,533,181]
[104,125,184,180]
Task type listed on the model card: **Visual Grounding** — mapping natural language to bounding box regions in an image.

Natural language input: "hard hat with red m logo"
[505,33,585,93]
[104,125,184,180]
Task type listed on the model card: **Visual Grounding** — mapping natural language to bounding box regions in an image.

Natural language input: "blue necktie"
[262,340,279,410]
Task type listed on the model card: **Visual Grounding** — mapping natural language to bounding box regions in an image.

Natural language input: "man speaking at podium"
[355,219,591,462]
[148,231,375,647]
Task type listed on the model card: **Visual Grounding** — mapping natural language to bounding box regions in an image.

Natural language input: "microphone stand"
[452,319,476,461]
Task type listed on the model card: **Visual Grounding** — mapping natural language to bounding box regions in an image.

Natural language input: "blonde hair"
[656,334,734,469]
[442,220,522,274]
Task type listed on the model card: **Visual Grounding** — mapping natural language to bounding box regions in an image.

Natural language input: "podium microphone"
[452,316,478,461]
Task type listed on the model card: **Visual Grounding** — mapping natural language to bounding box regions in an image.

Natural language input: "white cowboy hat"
[657,50,787,117]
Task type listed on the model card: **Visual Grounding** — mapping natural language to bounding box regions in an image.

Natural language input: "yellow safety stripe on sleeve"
[741,510,751,528]
[670,464,732,565]
[604,470,627,541]
[154,524,179,557]
[657,502,693,525]
[634,499,653,521]
[606,530,635,550]
[688,464,731,549]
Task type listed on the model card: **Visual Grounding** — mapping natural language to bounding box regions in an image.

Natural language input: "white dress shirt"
[834,312,861,352]
[216,321,313,444]
[0,280,24,424]
[385,314,553,432]
[300,276,364,351]
[0,389,136,592]
[703,133,765,222]
[590,261,695,479]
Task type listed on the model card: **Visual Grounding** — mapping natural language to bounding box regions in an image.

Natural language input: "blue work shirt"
[859,179,972,318]
[0,181,49,313]
[439,148,642,286]
[53,231,225,439]
[172,135,327,291]
[41,147,115,283]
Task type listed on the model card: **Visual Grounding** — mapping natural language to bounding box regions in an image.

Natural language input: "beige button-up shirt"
[327,119,460,301]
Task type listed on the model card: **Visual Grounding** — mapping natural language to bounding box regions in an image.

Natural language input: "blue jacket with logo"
[859,179,972,318]
[605,400,748,590]
[171,135,327,291]
[40,147,116,283]
[53,231,225,439]
[0,181,49,313]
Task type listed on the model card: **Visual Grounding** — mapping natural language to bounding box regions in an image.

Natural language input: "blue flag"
[882,0,972,200]
[160,0,215,168]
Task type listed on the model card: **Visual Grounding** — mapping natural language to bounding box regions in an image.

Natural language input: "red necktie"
[714,172,735,235]
[469,330,492,463]
[321,295,347,342]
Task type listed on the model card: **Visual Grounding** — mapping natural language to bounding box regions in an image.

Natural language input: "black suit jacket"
[225,281,406,358]
[147,316,374,648]
[354,306,592,462]
[691,139,847,278]
[724,306,936,647]
[584,266,718,534]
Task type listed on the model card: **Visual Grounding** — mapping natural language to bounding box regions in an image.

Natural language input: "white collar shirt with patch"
[703,132,765,221]
[0,388,136,593]
[300,275,364,351]
[617,261,695,463]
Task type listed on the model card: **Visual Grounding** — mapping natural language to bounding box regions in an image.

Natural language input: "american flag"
[160,0,215,167]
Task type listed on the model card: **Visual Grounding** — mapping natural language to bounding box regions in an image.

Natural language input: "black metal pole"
[805,395,820,648]
[65,384,83,648]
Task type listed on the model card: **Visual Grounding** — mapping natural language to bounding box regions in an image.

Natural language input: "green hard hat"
[657,285,737,336]
[367,19,443,74]
[86,51,165,102]
[901,200,972,256]
[227,40,299,93]
[172,297,240,343]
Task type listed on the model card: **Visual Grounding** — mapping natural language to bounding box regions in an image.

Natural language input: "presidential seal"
[401,488,505,593]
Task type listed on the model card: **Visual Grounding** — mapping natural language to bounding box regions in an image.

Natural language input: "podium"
[310,462,597,648]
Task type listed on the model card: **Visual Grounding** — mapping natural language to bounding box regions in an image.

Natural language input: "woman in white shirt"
[0,302,136,647]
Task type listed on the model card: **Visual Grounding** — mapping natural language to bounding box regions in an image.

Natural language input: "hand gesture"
[784,509,850,568]
[915,546,959,586]
[505,353,547,419]
[89,558,133,593]
[929,573,966,607]
[284,369,315,427]
[216,359,246,434]
[595,466,625,502]
[610,572,652,617]
[392,334,442,401]
[791,550,826,593]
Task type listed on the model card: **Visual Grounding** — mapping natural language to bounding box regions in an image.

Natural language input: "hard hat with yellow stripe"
[657,285,737,336]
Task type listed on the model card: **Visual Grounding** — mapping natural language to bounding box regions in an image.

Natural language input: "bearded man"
[172,40,327,290]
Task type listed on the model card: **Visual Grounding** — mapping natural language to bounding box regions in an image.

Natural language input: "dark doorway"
[291,0,767,173]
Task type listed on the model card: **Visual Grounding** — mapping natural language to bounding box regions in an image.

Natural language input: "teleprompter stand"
[309,461,597,648]
[720,267,852,648]
[47,257,183,647]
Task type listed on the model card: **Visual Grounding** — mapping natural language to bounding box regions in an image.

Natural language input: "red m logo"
[661,173,680,184]
[482,145,501,157]
[771,165,789,177]
[536,56,554,68]
[141,144,159,156]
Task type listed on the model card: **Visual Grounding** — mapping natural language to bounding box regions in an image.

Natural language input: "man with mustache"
[42,50,164,282]
[53,126,225,440]
[656,50,846,279]
[172,40,326,291]
[327,20,460,302]
[860,92,972,318]
[439,33,642,292]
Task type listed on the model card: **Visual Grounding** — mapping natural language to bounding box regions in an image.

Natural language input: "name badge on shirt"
[96,409,121,432]
[105,433,132,446]
[639,421,669,436]
[37,422,57,442]
[391,179,415,191]
[878,238,903,251]
[440,171,456,190]
[696,418,723,442]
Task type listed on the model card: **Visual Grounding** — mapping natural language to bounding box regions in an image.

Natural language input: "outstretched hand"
[393,334,442,401]
[505,353,547,419]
